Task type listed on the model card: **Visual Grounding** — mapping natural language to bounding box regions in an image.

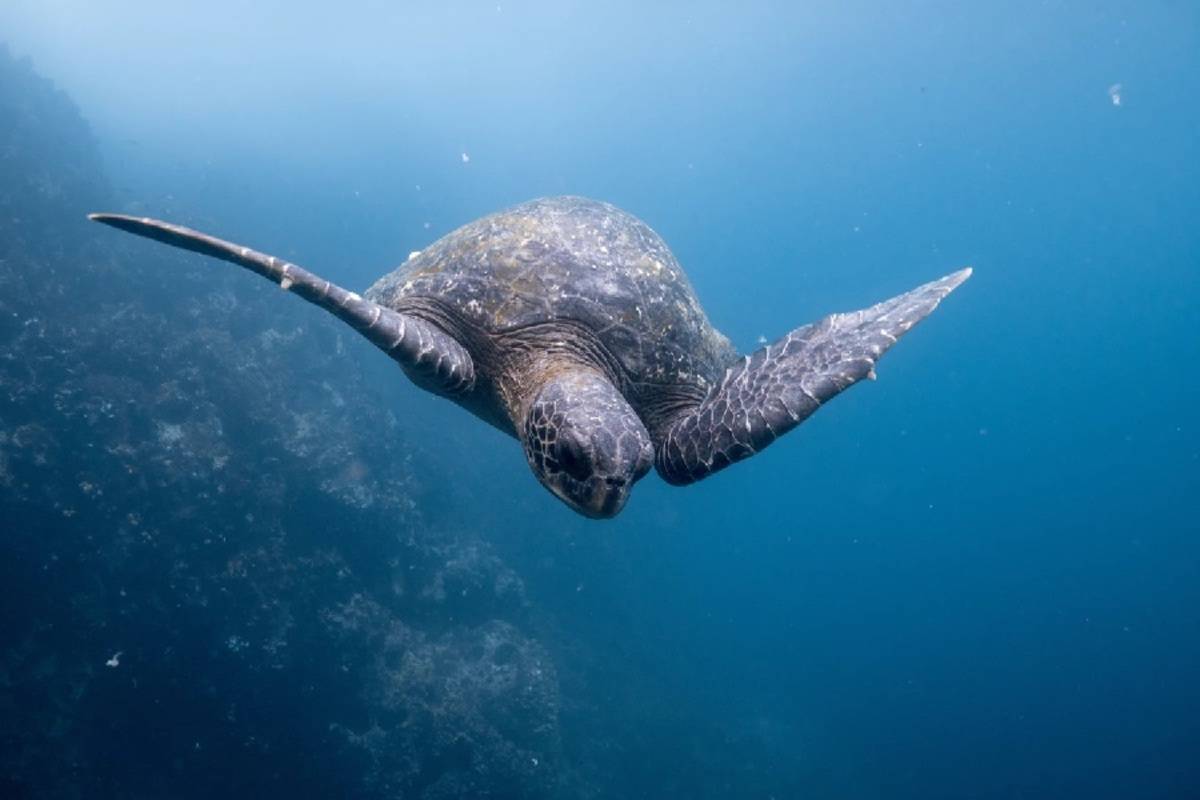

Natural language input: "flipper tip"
[946,266,973,287]
[917,267,971,301]
[87,213,157,236]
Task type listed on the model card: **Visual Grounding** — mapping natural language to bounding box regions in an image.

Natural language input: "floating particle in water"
[106,651,122,668]
[423,222,432,229]
[1108,83,1123,106]
[461,152,471,164]
[756,334,768,345]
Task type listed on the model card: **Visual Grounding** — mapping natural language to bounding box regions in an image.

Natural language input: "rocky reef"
[0,44,568,799]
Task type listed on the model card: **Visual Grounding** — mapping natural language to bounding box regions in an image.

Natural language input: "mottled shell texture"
[366,196,736,390]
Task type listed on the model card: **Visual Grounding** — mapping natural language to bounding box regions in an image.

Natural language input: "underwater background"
[1,2,1197,797]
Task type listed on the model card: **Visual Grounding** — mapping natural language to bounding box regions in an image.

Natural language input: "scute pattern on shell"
[366,197,737,390]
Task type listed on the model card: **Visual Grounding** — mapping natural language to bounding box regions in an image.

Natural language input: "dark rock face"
[0,45,107,263]
[0,46,567,800]
[328,599,560,798]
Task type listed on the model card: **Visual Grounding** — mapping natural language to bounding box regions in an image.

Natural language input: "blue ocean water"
[1,2,1197,798]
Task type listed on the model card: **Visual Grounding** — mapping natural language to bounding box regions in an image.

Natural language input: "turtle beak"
[543,478,629,519]
[583,477,630,519]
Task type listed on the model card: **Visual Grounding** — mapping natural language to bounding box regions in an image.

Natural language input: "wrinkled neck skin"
[512,352,654,519]
[393,306,655,518]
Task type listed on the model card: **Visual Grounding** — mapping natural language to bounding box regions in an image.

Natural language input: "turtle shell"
[365,196,736,391]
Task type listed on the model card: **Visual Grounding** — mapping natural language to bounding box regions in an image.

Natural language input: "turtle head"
[522,370,654,519]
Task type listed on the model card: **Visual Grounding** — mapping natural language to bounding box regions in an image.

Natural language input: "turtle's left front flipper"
[89,213,475,395]
[656,268,971,485]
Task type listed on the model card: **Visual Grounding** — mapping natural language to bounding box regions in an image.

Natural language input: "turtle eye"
[554,438,591,482]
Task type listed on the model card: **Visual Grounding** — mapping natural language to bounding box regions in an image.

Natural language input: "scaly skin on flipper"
[88,213,475,396]
[656,268,972,485]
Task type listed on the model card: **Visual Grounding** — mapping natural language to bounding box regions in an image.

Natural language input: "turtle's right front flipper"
[656,268,971,485]
[89,213,475,395]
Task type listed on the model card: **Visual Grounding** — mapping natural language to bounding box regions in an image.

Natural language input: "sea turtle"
[90,196,970,518]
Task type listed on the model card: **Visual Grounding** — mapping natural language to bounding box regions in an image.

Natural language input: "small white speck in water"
[106,651,122,668]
